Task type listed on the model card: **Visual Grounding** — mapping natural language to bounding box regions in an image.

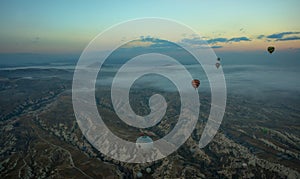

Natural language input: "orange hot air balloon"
[191,79,200,89]
[267,46,275,54]
[215,62,221,69]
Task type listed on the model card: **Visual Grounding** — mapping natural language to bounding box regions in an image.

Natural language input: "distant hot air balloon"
[267,46,275,54]
[215,62,221,69]
[191,79,200,89]
[146,167,152,173]
[136,171,143,178]
[136,136,153,151]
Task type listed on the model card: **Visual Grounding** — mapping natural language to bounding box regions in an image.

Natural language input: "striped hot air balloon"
[191,79,200,89]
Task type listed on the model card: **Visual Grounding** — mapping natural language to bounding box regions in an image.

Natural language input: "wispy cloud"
[140,36,166,44]
[176,35,254,50]
[206,38,228,44]
[211,45,223,49]
[276,36,300,41]
[181,36,251,48]
[257,35,265,39]
[266,32,300,39]
[122,36,180,49]
[257,32,300,41]
[121,40,154,48]
[180,37,205,45]
[228,37,250,42]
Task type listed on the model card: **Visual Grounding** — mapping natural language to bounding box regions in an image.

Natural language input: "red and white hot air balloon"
[191,79,200,89]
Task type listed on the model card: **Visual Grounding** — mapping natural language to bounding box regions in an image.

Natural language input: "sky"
[0,0,300,54]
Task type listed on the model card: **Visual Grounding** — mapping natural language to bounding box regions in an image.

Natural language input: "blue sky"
[0,0,299,54]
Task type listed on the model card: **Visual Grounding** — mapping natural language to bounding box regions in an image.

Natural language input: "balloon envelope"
[215,62,221,69]
[137,171,143,178]
[267,46,275,54]
[191,79,200,89]
[146,167,152,173]
[136,136,153,151]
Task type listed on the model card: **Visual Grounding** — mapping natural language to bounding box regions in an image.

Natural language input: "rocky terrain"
[0,68,299,178]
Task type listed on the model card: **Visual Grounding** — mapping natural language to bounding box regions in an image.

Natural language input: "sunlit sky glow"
[0,0,299,54]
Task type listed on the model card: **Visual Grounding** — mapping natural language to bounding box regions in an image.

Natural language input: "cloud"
[122,36,169,48]
[266,32,300,39]
[239,28,246,33]
[211,45,223,49]
[179,36,251,49]
[122,40,154,48]
[179,39,223,48]
[180,37,205,45]
[207,37,250,44]
[121,36,182,50]
[276,36,300,41]
[123,35,249,50]
[257,35,265,39]
[206,38,228,44]
[140,36,166,44]
[228,37,250,42]
[257,31,300,41]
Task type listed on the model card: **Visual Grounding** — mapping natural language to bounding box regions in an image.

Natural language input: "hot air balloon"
[136,136,153,151]
[146,167,152,173]
[267,46,275,54]
[136,171,143,178]
[215,62,221,69]
[191,79,200,89]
